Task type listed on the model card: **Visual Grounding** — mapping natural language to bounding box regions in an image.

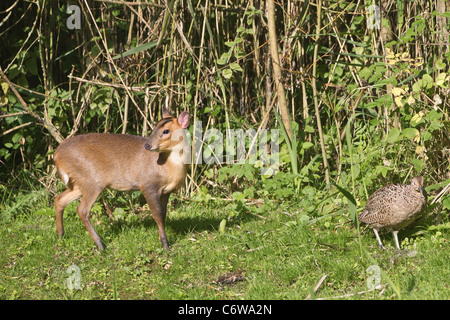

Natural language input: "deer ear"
[162,105,172,119]
[178,111,190,129]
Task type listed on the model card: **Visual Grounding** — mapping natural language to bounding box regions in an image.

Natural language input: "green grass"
[0,189,449,300]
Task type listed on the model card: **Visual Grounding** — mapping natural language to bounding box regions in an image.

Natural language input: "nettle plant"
[359,46,447,175]
[385,49,446,172]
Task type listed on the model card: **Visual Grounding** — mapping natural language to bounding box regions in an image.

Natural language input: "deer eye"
[163,129,170,135]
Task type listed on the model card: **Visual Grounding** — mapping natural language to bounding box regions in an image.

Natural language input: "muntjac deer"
[54,106,189,251]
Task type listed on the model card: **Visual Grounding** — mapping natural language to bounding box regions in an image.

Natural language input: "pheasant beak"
[419,185,423,193]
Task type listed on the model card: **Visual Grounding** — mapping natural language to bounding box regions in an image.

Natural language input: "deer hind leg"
[55,187,82,237]
[76,187,105,250]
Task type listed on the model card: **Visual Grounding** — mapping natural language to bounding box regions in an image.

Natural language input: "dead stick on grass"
[305,274,328,300]
[316,284,387,300]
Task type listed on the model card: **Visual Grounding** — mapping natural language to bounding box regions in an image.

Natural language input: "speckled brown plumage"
[359,176,427,250]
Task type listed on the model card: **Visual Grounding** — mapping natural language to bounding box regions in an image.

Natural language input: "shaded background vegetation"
[1,0,449,216]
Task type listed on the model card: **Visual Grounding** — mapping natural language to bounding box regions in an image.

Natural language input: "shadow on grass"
[99,199,261,249]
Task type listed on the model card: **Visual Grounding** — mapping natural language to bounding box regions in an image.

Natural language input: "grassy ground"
[0,189,449,300]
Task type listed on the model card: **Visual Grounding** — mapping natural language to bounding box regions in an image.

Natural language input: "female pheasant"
[358,176,426,250]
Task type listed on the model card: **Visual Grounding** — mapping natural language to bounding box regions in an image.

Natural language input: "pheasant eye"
[163,129,170,134]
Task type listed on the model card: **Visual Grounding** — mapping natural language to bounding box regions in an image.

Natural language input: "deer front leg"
[142,190,170,250]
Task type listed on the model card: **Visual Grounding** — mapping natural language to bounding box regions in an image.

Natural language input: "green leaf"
[425,110,442,121]
[411,158,424,170]
[1,80,9,94]
[422,74,433,88]
[423,131,432,141]
[304,125,315,133]
[232,191,245,201]
[376,76,397,86]
[358,67,372,80]
[35,208,54,216]
[244,28,255,35]
[375,165,393,178]
[436,59,447,70]
[412,82,421,92]
[443,195,450,210]
[222,68,233,79]
[402,128,419,139]
[218,171,227,184]
[216,57,228,65]
[230,63,243,72]
[351,163,361,179]
[218,52,232,63]
[12,132,23,144]
[244,168,253,181]
[225,41,236,48]
[333,182,357,223]
[112,41,158,60]
[387,127,400,142]
[219,219,227,234]
[25,57,38,75]
[368,72,383,84]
